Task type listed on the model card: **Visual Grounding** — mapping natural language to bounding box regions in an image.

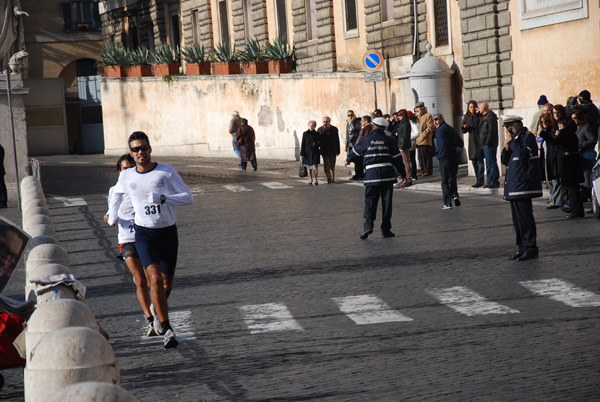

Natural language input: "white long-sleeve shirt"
[106,186,135,244]
[107,163,193,229]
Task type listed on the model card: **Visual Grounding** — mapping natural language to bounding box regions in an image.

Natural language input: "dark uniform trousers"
[510,198,538,253]
[364,182,394,233]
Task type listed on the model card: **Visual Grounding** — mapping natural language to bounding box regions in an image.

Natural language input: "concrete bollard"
[24,327,120,402]
[25,263,74,303]
[26,223,56,239]
[26,244,70,298]
[26,299,99,362]
[46,382,139,402]
[21,185,45,202]
[23,214,52,233]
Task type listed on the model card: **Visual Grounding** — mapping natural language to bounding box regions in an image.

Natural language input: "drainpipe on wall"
[413,0,420,59]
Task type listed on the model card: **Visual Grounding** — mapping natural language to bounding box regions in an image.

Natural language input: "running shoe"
[163,328,179,349]
[149,303,164,335]
[146,321,157,337]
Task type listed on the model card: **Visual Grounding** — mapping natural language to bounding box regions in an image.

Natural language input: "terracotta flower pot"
[268,60,293,74]
[213,62,241,75]
[186,63,211,75]
[104,66,125,78]
[125,65,153,77]
[153,63,180,76]
[243,61,269,74]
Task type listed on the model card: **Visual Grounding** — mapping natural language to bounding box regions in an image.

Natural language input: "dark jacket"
[346,119,362,149]
[236,125,256,162]
[347,127,402,187]
[501,127,542,200]
[540,122,583,186]
[397,119,412,150]
[575,124,597,154]
[480,110,499,148]
[317,125,340,156]
[435,122,458,161]
[462,112,483,160]
[300,130,321,166]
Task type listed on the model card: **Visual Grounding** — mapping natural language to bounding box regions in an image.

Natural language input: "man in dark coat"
[318,116,340,184]
[462,100,484,187]
[501,116,542,261]
[0,143,6,208]
[345,117,402,239]
[434,114,459,209]
[236,119,257,171]
[540,117,584,218]
[480,102,500,188]
[345,110,363,180]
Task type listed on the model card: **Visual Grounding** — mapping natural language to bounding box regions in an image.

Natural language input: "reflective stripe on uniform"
[363,153,391,158]
[363,177,397,184]
[365,163,393,170]
[508,190,542,196]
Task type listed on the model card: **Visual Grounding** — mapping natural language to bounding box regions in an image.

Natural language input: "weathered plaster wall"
[101,73,415,160]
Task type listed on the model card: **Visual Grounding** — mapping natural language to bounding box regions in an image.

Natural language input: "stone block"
[501,76,512,85]
[468,16,487,33]
[477,30,496,40]
[478,4,496,16]
[498,36,511,52]
[499,60,512,76]
[467,0,486,7]
[487,38,499,53]
[463,57,480,67]
[479,54,499,63]
[368,31,382,43]
[469,40,488,56]
[501,85,514,100]
[365,13,381,26]
[472,87,491,102]
[470,64,489,80]
[481,77,500,88]
[462,9,477,19]
[489,87,501,101]
[498,27,509,36]
[394,23,412,37]
[461,20,469,34]
[458,0,468,10]
[498,10,510,27]
[364,0,380,7]
[462,66,471,81]
[485,14,497,30]
[396,5,412,18]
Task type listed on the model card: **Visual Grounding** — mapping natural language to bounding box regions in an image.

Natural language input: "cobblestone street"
[2,154,599,401]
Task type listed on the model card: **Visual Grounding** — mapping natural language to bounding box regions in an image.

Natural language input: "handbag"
[299,162,308,178]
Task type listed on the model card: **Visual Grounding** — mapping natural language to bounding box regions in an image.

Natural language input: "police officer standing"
[345,117,402,239]
[500,115,542,261]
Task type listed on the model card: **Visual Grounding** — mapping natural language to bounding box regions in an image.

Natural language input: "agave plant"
[99,43,129,66]
[128,47,152,65]
[265,37,292,61]
[181,44,210,63]
[211,41,237,62]
[152,43,180,64]
[238,38,267,63]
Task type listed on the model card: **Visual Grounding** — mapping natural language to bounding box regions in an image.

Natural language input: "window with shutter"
[433,0,449,46]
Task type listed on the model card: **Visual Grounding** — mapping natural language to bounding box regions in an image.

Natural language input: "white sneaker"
[146,322,157,337]
[149,304,163,335]
[442,205,452,210]
[163,328,179,349]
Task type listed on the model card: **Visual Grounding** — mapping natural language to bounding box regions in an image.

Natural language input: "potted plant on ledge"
[238,38,268,75]
[182,44,211,75]
[265,37,294,74]
[211,41,241,75]
[126,47,153,77]
[99,43,128,78]
[152,44,180,76]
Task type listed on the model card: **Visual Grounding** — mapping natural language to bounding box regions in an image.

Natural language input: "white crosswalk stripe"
[260,182,293,189]
[140,310,196,344]
[332,295,413,324]
[223,184,253,192]
[519,278,600,307]
[52,196,88,207]
[239,303,304,334]
[426,286,520,316]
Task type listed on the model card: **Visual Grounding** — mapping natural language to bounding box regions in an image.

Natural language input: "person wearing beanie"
[530,95,550,135]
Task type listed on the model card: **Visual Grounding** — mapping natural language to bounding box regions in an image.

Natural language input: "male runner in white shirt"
[107,132,193,349]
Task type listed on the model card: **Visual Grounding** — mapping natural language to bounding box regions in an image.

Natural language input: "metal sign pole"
[5,68,22,211]
[373,82,377,110]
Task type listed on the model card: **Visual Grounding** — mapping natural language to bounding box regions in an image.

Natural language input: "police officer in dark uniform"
[500,115,542,261]
[345,117,402,239]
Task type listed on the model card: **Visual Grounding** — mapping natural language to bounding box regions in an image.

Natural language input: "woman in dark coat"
[236,118,257,171]
[396,109,412,187]
[541,117,584,218]
[300,120,321,185]
[570,109,598,196]
[462,100,484,187]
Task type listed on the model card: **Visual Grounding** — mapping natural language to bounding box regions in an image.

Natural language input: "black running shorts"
[134,224,179,276]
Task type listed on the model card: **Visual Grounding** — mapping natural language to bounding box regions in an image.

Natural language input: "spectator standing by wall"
[229,110,242,165]
[480,102,500,188]
[300,120,321,185]
[318,116,340,184]
[415,102,435,176]
[345,110,363,181]
[236,118,258,171]
[462,100,484,188]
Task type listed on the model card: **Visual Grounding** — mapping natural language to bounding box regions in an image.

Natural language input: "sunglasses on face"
[0,240,20,263]
[130,145,150,153]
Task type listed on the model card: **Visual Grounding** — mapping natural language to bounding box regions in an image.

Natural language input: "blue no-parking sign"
[362,50,384,72]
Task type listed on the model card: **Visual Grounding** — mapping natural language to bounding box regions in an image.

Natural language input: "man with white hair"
[229,110,242,165]
[345,117,402,239]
